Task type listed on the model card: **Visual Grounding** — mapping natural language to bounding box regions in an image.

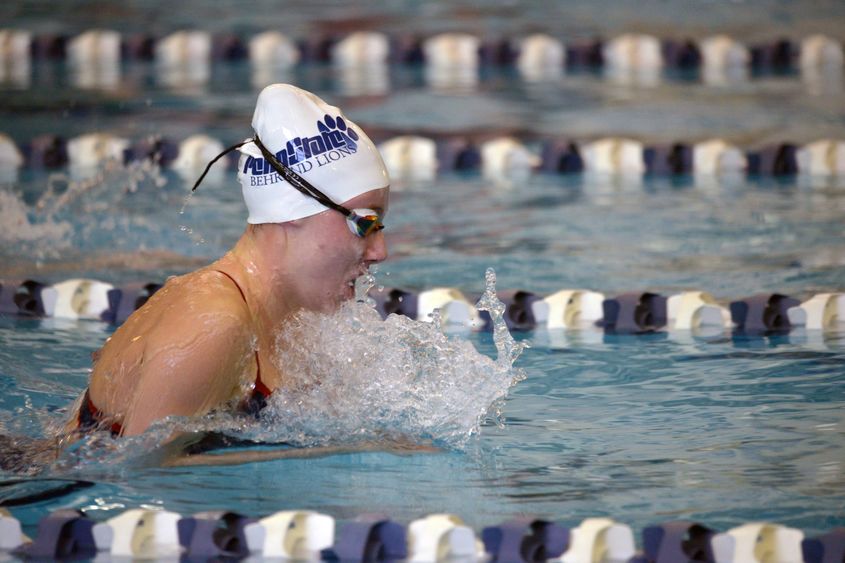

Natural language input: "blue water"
[1,0,845,545]
[2,316,844,537]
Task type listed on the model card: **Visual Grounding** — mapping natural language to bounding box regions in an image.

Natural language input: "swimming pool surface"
[1,0,845,545]
[2,316,844,536]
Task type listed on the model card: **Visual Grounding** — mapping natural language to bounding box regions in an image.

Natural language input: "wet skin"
[73,188,389,437]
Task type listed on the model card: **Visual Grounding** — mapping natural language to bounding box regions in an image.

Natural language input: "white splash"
[0,157,167,263]
[0,190,72,247]
[477,267,530,367]
[245,267,526,448]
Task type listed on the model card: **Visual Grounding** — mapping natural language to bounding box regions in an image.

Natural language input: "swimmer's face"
[286,188,389,311]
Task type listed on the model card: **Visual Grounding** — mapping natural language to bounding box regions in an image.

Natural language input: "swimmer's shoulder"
[97,269,254,365]
[126,268,252,327]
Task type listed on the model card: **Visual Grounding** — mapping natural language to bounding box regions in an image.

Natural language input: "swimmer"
[66,84,390,440]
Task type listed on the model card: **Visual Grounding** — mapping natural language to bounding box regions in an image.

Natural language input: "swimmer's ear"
[192,138,252,192]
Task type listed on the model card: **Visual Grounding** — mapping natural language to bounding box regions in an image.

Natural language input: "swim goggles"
[192,136,384,238]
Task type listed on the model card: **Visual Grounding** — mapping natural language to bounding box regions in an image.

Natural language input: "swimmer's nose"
[364,229,388,263]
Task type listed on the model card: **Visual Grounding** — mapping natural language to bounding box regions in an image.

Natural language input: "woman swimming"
[66,84,390,438]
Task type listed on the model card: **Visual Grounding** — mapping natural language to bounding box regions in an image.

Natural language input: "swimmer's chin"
[304,287,354,314]
[299,278,368,314]
[335,280,357,305]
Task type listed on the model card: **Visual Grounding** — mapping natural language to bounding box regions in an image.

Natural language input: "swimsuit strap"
[215,269,248,303]
[213,269,272,406]
[252,350,272,398]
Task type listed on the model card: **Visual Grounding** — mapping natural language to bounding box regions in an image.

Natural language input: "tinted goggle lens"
[346,208,384,238]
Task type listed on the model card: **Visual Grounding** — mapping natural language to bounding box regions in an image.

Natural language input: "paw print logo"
[317,114,359,152]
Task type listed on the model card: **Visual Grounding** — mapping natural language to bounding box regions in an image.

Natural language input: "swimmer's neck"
[216,224,299,329]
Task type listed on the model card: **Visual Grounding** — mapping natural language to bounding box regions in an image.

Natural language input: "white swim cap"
[237,84,389,224]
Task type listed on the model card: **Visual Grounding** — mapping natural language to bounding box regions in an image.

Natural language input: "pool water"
[2,0,845,544]
[2,315,844,537]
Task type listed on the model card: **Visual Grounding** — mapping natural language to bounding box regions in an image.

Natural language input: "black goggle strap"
[190,139,252,192]
[252,136,353,218]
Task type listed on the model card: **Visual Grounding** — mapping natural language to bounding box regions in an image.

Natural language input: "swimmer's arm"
[120,315,253,437]
[159,440,438,467]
